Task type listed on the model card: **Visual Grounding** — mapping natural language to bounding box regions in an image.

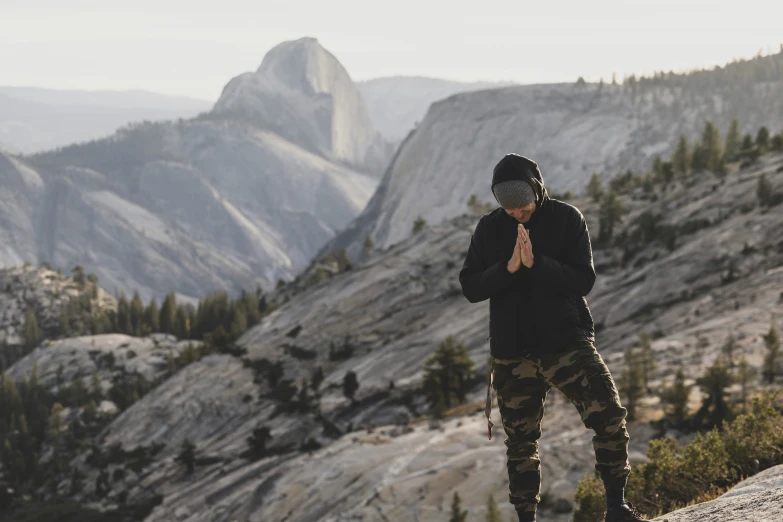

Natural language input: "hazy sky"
[2,0,781,101]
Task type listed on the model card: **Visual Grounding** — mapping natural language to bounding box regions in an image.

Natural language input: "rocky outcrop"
[0,264,116,353]
[323,54,783,259]
[7,333,198,394]
[652,464,783,522]
[65,153,783,520]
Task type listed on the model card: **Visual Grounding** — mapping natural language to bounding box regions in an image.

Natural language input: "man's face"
[504,202,536,223]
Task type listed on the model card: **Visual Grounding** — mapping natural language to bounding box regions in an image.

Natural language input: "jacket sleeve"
[530,209,596,296]
[459,216,518,303]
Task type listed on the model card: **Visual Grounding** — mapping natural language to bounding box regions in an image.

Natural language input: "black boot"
[605,501,644,521]
[516,510,536,522]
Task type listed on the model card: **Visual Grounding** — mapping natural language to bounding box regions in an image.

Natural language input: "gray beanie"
[492,179,536,209]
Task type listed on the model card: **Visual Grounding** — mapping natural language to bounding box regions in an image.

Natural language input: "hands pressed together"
[507,224,534,273]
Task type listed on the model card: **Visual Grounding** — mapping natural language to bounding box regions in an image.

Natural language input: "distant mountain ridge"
[0,37,386,302]
[323,50,783,259]
[0,86,212,153]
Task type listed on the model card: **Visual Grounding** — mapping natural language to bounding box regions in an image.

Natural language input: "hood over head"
[491,154,550,220]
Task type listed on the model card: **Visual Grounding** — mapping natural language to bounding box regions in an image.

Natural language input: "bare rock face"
[0,38,385,302]
[0,264,116,365]
[73,154,783,521]
[651,464,783,522]
[323,74,783,260]
[213,37,390,172]
[6,333,196,393]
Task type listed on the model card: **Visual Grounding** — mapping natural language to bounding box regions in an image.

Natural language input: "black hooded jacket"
[458,155,597,359]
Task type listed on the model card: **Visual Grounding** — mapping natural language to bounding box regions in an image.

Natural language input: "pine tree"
[672,135,690,178]
[486,493,501,522]
[146,297,160,333]
[422,336,475,412]
[71,265,86,288]
[129,291,144,336]
[246,425,272,461]
[116,294,131,335]
[652,155,663,181]
[721,335,736,367]
[449,491,468,522]
[58,305,70,337]
[638,330,655,390]
[598,190,624,243]
[160,292,177,335]
[337,248,352,271]
[660,367,692,427]
[412,216,427,234]
[724,119,741,161]
[176,438,196,475]
[23,307,41,352]
[619,348,645,421]
[737,356,754,413]
[762,325,780,383]
[310,366,324,392]
[695,358,734,429]
[362,235,374,258]
[343,370,359,401]
[587,172,603,202]
[756,126,770,154]
[700,120,724,174]
[757,173,774,208]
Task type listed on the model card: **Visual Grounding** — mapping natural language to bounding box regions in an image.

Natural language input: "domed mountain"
[212,37,390,172]
[0,37,389,303]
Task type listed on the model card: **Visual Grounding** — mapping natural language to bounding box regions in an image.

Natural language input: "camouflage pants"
[487,341,631,514]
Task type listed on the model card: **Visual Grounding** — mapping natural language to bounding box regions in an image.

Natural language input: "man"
[458,154,643,522]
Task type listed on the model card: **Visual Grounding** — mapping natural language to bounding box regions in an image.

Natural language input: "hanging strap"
[485,356,495,440]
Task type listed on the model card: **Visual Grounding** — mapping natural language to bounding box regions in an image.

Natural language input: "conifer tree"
[343,370,359,401]
[176,438,196,475]
[246,425,272,461]
[721,335,736,367]
[129,291,144,336]
[160,292,177,335]
[449,491,468,522]
[672,135,690,178]
[146,297,160,333]
[724,119,741,161]
[762,325,780,383]
[737,356,754,412]
[423,336,475,412]
[587,172,603,202]
[362,235,374,258]
[116,294,131,335]
[412,216,427,234]
[486,493,501,522]
[700,120,724,174]
[756,126,770,153]
[695,358,734,429]
[619,348,645,421]
[598,190,624,243]
[638,330,655,390]
[757,173,774,208]
[310,366,324,392]
[23,307,41,352]
[660,367,692,427]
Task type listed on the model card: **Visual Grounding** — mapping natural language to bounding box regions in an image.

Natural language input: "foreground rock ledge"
[652,464,783,522]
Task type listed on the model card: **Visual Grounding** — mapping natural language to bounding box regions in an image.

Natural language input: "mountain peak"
[212,37,386,170]
[254,36,343,95]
